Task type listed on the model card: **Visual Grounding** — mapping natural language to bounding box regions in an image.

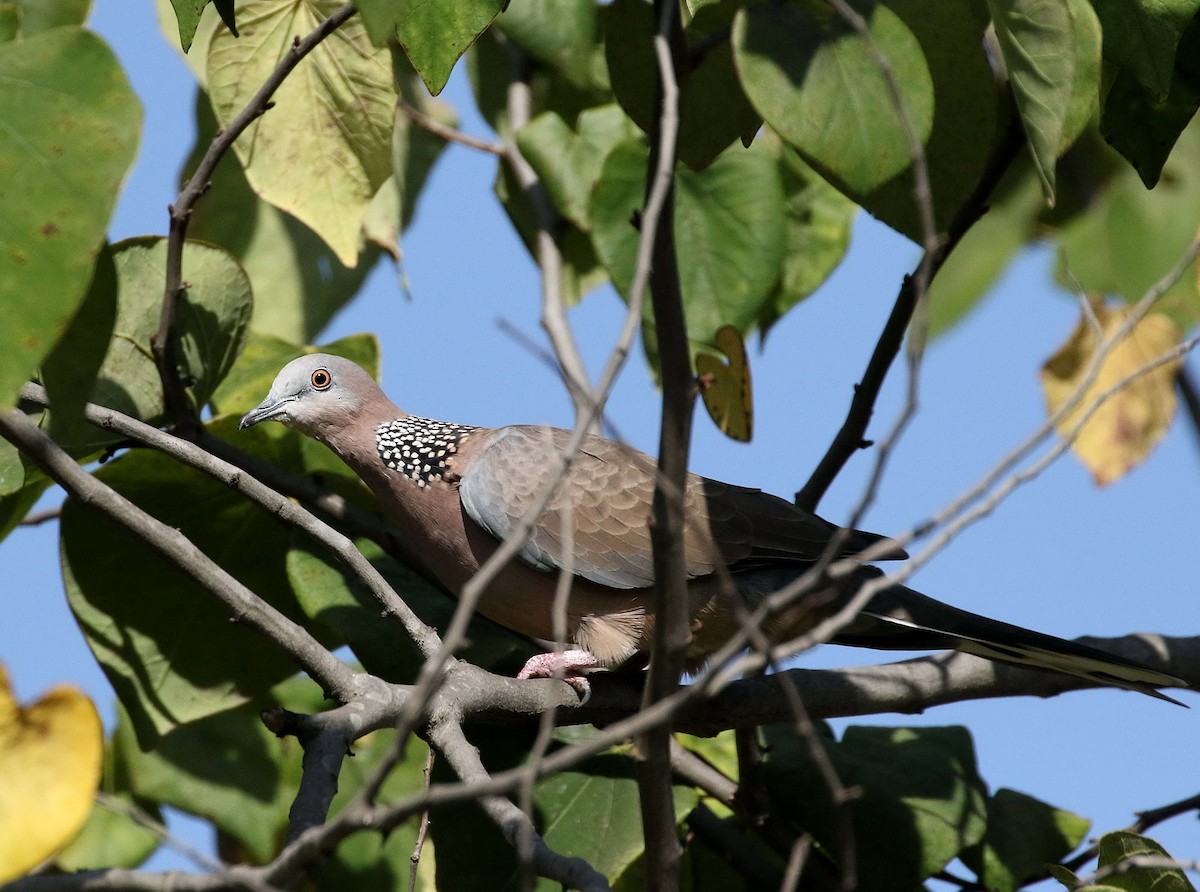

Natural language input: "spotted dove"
[240,354,1185,702]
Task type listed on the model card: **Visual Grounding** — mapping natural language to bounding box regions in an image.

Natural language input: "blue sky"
[2,0,1197,883]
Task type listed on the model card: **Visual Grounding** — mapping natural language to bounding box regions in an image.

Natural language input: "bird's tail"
[831,583,1187,705]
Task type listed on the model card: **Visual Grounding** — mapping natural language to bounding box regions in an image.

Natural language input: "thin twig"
[407,747,435,892]
[397,96,506,156]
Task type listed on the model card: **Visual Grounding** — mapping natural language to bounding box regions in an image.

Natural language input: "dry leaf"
[696,325,753,442]
[0,663,102,881]
[1041,299,1182,486]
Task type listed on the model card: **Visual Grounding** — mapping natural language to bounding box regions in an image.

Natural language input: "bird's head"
[239,353,382,438]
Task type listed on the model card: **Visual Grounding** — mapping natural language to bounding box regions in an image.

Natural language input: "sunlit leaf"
[1041,299,1182,486]
[358,0,504,94]
[207,0,396,265]
[960,788,1090,892]
[1094,831,1197,892]
[0,663,102,882]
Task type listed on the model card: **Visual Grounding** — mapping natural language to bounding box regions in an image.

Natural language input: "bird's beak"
[239,397,292,429]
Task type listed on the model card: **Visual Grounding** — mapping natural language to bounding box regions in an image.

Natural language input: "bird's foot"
[518,649,599,703]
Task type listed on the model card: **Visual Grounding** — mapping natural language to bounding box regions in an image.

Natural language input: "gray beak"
[239,397,291,430]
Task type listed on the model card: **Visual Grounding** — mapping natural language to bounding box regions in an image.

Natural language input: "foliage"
[0,0,1197,889]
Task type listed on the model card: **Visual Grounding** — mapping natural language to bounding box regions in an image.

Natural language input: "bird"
[239,353,1186,703]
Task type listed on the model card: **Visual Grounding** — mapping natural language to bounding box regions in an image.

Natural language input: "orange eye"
[310,368,332,390]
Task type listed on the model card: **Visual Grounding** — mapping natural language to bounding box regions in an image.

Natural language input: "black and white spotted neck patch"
[376,416,478,488]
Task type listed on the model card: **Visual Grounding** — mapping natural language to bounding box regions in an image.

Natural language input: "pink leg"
[518,649,599,702]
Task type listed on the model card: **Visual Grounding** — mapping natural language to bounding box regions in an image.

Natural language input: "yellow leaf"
[0,663,102,882]
[1040,300,1182,486]
[696,325,754,442]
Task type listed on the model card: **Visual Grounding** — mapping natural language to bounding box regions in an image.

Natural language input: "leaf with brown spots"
[1041,299,1182,486]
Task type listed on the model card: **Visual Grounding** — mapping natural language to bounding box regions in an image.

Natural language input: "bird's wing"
[458,426,898,589]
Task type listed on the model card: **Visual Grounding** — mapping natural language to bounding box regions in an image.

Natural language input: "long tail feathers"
[832,584,1188,705]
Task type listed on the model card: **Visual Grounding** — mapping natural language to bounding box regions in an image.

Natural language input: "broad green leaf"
[759,132,855,336]
[0,664,102,883]
[358,0,504,94]
[169,0,210,51]
[4,0,90,38]
[113,677,324,864]
[1090,0,1200,94]
[833,0,1001,241]
[1100,13,1200,188]
[1041,300,1181,487]
[516,104,640,230]
[1057,119,1200,328]
[288,534,533,682]
[535,754,701,888]
[926,162,1044,337]
[960,788,1090,892]
[0,437,19,497]
[432,746,700,890]
[733,0,933,196]
[763,724,987,890]
[0,27,140,409]
[84,237,252,437]
[60,416,324,744]
[185,93,381,342]
[54,741,162,871]
[606,0,761,170]
[41,244,117,449]
[1060,0,1102,154]
[591,138,785,360]
[986,0,1077,204]
[207,0,396,265]
[498,0,606,92]
[1095,831,1197,892]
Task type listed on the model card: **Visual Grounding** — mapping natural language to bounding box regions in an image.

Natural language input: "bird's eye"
[310,368,332,390]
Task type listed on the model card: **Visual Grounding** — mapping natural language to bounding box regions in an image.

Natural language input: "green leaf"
[0,470,50,546]
[759,132,856,336]
[591,138,785,360]
[114,677,324,863]
[763,724,987,890]
[54,739,162,871]
[606,0,762,170]
[41,244,118,449]
[498,0,606,92]
[733,0,933,196]
[288,534,533,682]
[1094,830,1197,892]
[359,0,505,94]
[0,27,141,408]
[960,788,1090,892]
[184,92,382,343]
[207,0,396,265]
[926,161,1045,337]
[986,0,1078,204]
[83,237,252,439]
[5,0,90,38]
[60,416,324,744]
[1100,12,1200,188]
[1056,120,1200,329]
[169,0,209,51]
[1090,0,1200,94]
[0,435,21,497]
[516,104,640,230]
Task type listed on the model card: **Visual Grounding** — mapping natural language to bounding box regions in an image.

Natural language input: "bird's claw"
[518,649,599,703]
